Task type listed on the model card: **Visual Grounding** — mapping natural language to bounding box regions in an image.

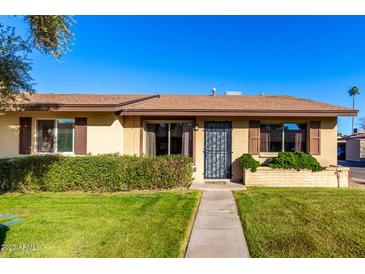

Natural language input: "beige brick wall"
[244,167,349,188]
[123,116,141,156]
[0,113,19,157]
[0,112,123,157]
[314,117,338,166]
[0,113,338,182]
[193,117,205,181]
[232,119,249,181]
[194,117,337,182]
[87,114,123,155]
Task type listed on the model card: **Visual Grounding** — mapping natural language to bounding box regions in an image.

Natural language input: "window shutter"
[75,117,87,155]
[309,121,320,155]
[19,117,32,154]
[249,120,260,155]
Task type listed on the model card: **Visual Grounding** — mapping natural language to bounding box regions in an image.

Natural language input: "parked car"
[338,146,346,160]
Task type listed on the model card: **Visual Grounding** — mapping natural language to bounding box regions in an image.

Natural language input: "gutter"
[118,108,358,117]
[10,94,357,117]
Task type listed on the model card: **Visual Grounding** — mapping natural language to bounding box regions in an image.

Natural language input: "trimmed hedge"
[268,152,325,172]
[239,154,261,172]
[0,154,193,193]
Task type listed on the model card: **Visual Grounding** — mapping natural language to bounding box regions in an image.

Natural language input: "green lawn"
[235,188,365,258]
[0,191,200,258]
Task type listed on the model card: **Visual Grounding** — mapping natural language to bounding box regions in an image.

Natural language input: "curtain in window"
[260,132,270,152]
[295,132,303,152]
[146,124,156,156]
[182,124,193,156]
[37,120,55,152]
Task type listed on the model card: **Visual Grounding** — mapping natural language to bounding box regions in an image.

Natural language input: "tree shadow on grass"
[0,224,9,250]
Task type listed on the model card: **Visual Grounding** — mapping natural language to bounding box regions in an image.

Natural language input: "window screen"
[57,119,74,152]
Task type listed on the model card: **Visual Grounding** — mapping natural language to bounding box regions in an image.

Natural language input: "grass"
[234,187,365,258]
[0,191,200,258]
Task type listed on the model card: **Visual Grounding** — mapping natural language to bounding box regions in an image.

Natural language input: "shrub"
[0,154,193,193]
[239,154,261,172]
[268,152,325,172]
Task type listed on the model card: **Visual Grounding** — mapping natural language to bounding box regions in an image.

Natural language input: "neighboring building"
[338,133,365,161]
[353,128,365,134]
[0,92,357,182]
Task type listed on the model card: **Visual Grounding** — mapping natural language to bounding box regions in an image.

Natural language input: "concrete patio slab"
[185,191,250,258]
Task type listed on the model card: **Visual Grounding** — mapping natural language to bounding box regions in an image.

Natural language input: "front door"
[204,121,232,179]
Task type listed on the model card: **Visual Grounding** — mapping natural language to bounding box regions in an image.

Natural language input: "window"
[260,124,283,152]
[156,123,168,155]
[36,119,74,153]
[284,123,306,152]
[37,120,55,153]
[146,122,193,156]
[260,123,306,153]
[57,120,74,152]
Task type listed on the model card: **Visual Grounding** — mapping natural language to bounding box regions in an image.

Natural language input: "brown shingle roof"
[16,93,357,117]
[26,93,152,105]
[124,94,352,111]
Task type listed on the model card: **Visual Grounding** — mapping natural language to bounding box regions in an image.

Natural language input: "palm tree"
[348,86,360,134]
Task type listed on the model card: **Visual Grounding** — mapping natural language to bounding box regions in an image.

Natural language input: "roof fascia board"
[14,94,160,112]
[119,109,357,117]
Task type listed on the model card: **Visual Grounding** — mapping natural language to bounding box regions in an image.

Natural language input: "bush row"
[239,154,261,172]
[268,152,325,172]
[0,154,193,193]
[239,152,324,172]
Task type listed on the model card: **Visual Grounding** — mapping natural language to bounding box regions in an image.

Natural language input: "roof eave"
[15,104,118,112]
[9,94,160,113]
[118,109,358,117]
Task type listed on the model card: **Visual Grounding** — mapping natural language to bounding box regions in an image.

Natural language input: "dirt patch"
[349,179,365,188]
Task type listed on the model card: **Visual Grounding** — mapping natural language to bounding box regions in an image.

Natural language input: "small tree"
[348,86,360,134]
[0,24,33,112]
[25,16,74,59]
[0,16,74,112]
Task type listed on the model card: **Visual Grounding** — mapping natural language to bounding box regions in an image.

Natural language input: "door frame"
[204,121,232,179]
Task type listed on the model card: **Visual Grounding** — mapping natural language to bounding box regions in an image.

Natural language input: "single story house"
[338,133,365,161]
[0,92,357,182]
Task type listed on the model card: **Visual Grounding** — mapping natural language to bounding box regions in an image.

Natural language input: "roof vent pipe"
[225,91,242,96]
[212,88,217,96]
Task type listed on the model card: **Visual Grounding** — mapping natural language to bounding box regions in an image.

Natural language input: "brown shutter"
[249,120,260,155]
[19,117,32,154]
[309,121,321,155]
[75,117,87,155]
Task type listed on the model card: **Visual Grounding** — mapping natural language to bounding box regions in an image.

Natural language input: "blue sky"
[1,15,365,134]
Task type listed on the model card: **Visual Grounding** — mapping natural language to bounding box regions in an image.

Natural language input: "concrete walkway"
[189,181,246,192]
[185,191,250,258]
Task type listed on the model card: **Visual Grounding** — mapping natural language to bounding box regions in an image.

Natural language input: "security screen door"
[204,121,232,179]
